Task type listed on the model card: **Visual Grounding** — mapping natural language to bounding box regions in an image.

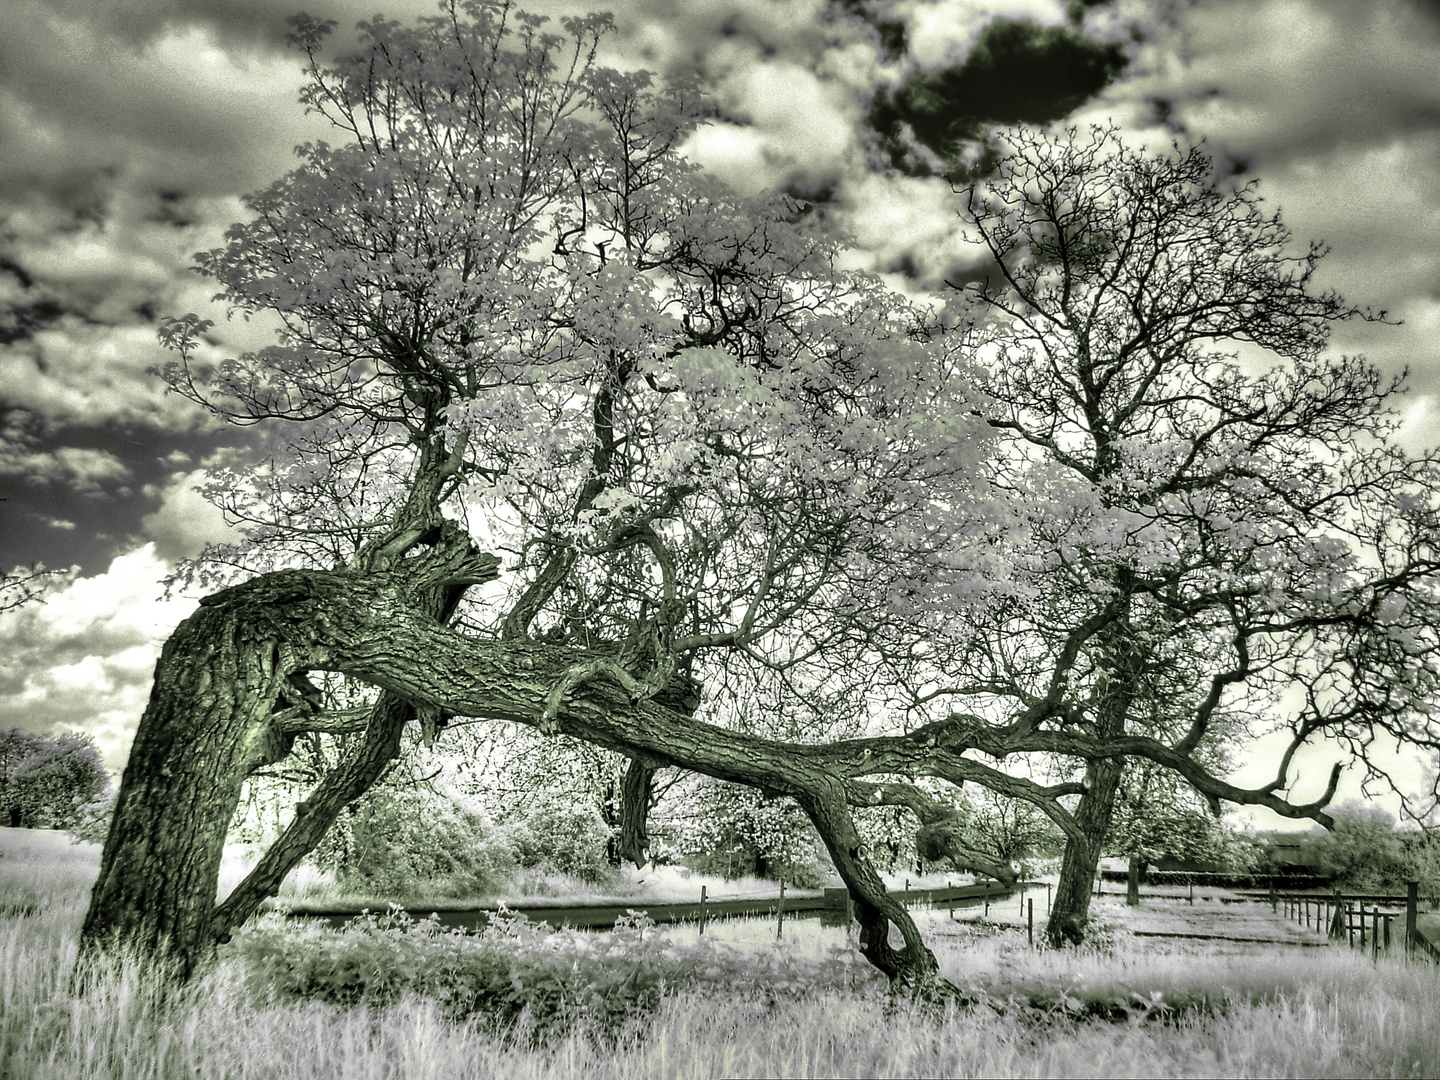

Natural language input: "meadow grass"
[3,827,1439,1079]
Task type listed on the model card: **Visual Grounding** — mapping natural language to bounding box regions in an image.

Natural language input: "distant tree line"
[1257,801,1440,893]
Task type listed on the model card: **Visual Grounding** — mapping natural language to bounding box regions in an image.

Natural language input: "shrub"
[324,786,518,898]
[506,800,613,883]
[228,906,883,1045]
[0,729,108,829]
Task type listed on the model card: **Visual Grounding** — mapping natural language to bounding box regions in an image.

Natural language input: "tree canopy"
[887,125,1440,941]
[79,3,1440,993]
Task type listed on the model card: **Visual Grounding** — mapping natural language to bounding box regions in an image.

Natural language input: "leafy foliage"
[1305,801,1409,889]
[230,906,882,1045]
[0,729,108,830]
[66,787,117,846]
[505,798,613,883]
[657,776,830,886]
[325,786,519,898]
[962,787,1064,867]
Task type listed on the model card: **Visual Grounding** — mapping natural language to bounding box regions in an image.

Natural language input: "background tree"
[655,774,831,886]
[1306,800,1409,889]
[886,124,1440,944]
[0,728,108,829]
[962,786,1062,872]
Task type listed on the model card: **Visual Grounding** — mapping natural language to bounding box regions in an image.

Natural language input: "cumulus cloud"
[140,468,243,564]
[0,543,196,769]
[0,440,130,494]
[1080,0,1440,445]
[0,3,330,209]
[1122,0,1440,165]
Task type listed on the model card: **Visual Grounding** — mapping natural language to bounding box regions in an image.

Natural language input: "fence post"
[777,877,785,940]
[1270,882,1277,912]
[1028,898,1034,946]
[1373,909,1380,959]
[699,885,707,935]
[1407,881,1419,955]
[1047,883,1052,913]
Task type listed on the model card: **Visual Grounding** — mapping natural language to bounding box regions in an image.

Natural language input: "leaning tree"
[80,5,1440,992]
[82,1,1022,990]
[879,125,1440,944]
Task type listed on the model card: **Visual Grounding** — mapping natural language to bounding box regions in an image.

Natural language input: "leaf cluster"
[0,728,108,831]
[230,906,882,1045]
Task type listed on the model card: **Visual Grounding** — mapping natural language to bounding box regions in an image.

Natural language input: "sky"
[0,0,1437,826]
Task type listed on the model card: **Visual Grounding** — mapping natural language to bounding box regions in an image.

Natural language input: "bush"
[229,906,883,1045]
[0,729,108,829]
[506,800,613,883]
[323,786,518,899]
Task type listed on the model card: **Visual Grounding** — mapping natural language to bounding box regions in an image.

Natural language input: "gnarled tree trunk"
[1046,754,1124,947]
[80,534,492,976]
[79,551,1017,991]
[800,784,948,997]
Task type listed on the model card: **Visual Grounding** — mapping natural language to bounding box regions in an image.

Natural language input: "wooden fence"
[284,878,1020,933]
[1271,881,1440,960]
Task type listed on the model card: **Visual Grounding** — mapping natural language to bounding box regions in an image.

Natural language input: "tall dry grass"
[2,828,1439,1079]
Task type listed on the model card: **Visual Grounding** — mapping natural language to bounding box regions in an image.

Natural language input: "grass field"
[3,827,1439,1079]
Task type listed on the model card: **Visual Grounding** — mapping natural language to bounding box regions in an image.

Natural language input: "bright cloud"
[0,442,130,493]
[0,543,197,769]
[140,468,243,563]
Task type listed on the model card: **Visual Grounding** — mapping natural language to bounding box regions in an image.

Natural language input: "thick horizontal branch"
[276,706,374,735]
[213,568,1339,833]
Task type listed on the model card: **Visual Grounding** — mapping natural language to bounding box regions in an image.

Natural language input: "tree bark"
[1046,754,1124,946]
[79,541,487,977]
[79,580,305,977]
[798,783,951,998]
[1126,852,1141,906]
[615,757,656,868]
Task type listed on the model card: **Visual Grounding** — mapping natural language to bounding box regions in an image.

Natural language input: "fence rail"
[282,879,1020,933]
[1270,881,1440,960]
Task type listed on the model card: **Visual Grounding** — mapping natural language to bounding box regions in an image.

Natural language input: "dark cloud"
[831,0,908,59]
[868,18,1128,175]
[0,407,240,573]
[1123,0,1440,167]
